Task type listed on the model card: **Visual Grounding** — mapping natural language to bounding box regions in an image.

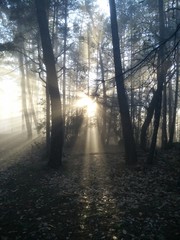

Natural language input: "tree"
[168,0,180,146]
[147,0,166,164]
[140,90,157,151]
[109,0,137,165]
[35,0,64,168]
[18,47,32,138]
[63,0,68,120]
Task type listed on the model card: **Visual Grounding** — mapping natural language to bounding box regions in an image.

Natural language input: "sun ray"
[75,92,97,118]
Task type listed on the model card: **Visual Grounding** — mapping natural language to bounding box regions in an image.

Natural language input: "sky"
[97,0,109,15]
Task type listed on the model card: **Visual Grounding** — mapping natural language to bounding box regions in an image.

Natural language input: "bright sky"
[0,64,20,118]
[0,77,20,117]
[0,74,21,133]
[97,0,109,15]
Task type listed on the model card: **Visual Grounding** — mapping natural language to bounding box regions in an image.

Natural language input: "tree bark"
[109,0,137,165]
[35,0,64,168]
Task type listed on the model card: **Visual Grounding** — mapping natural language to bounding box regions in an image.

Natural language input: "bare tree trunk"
[147,0,166,164]
[168,80,173,136]
[168,0,180,146]
[24,54,39,134]
[161,84,167,149]
[109,0,137,165]
[140,91,157,151]
[129,2,135,132]
[46,84,50,155]
[18,52,32,139]
[99,47,107,145]
[168,52,179,145]
[137,83,142,144]
[63,0,68,121]
[87,25,90,96]
[35,0,64,168]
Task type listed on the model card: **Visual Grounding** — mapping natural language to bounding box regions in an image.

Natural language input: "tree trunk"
[147,0,166,164]
[109,0,137,165]
[141,91,158,151]
[168,0,179,146]
[35,0,64,168]
[63,0,68,121]
[168,51,179,145]
[99,47,107,145]
[161,84,167,149]
[18,52,32,139]
[87,25,91,96]
[46,84,51,156]
[24,54,39,134]
[168,80,173,136]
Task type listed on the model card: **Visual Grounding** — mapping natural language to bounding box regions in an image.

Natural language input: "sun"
[87,101,97,117]
[75,93,97,117]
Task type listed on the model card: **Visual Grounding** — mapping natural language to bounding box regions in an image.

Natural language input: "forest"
[0,0,180,239]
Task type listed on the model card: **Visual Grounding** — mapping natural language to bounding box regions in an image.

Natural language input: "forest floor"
[0,136,180,240]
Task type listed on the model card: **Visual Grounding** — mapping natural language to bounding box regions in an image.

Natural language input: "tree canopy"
[0,0,179,166]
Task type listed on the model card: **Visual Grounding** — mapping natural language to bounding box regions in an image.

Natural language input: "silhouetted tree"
[147,0,166,164]
[35,0,64,168]
[109,0,137,165]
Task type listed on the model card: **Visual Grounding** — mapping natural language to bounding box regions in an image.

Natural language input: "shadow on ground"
[0,140,180,239]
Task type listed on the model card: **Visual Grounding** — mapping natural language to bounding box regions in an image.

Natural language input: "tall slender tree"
[147,0,166,164]
[109,0,137,165]
[18,50,32,138]
[63,0,68,121]
[35,0,64,168]
[168,0,180,146]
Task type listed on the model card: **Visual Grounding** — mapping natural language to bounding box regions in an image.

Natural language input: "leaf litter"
[0,146,180,240]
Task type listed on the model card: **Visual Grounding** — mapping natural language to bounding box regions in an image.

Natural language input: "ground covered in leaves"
[0,145,180,240]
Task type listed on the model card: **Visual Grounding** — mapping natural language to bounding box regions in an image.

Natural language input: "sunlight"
[85,124,102,153]
[0,77,20,117]
[0,65,43,135]
[72,92,103,155]
[97,0,109,16]
[75,92,97,117]
[0,73,22,133]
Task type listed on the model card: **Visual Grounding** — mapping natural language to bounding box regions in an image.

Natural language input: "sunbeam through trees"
[0,0,180,239]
